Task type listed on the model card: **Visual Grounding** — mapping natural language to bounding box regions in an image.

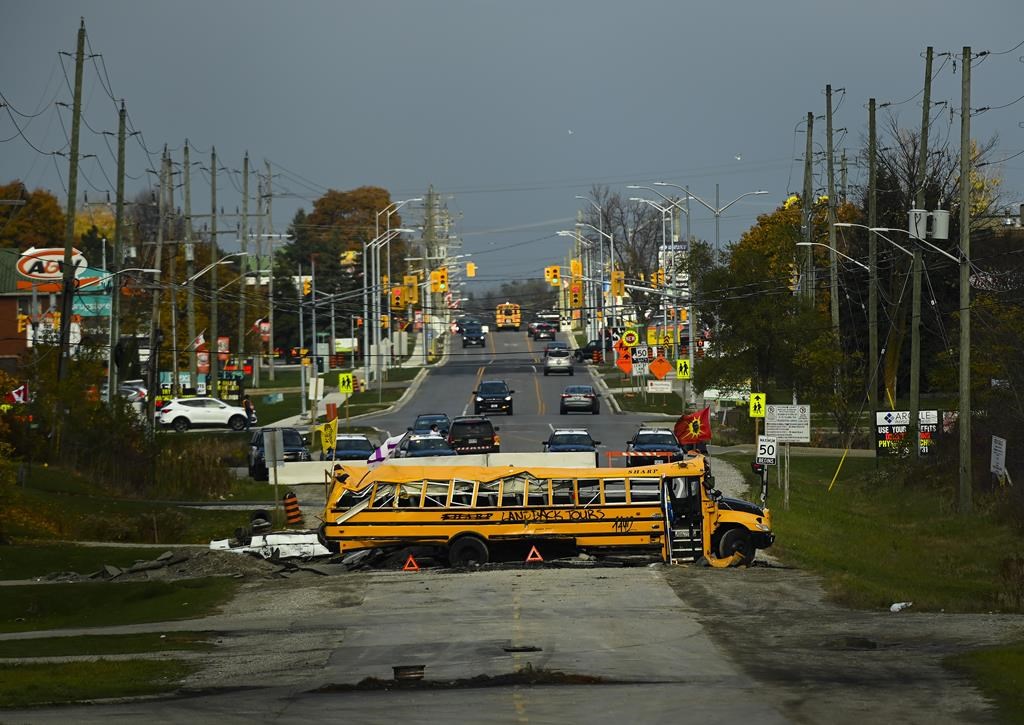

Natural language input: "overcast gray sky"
[3,1,1022,292]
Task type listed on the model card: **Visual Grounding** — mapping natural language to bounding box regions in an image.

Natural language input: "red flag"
[674,406,712,444]
[4,384,28,404]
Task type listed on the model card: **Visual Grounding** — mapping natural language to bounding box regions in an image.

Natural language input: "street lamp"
[653,182,768,249]
[576,196,608,329]
[362,228,414,383]
[557,230,598,339]
[795,242,869,270]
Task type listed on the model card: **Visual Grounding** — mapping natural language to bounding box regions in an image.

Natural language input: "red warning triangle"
[525,546,544,563]
[402,554,420,572]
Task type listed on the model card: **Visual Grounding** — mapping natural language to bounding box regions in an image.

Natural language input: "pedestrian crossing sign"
[676,359,691,380]
[749,393,766,418]
[338,372,354,394]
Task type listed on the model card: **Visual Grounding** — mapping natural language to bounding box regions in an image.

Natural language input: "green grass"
[946,642,1024,724]
[0,544,171,581]
[253,392,304,425]
[0,577,240,633]
[0,631,214,658]
[719,452,1024,613]
[383,366,423,382]
[346,386,404,409]
[0,659,195,708]
[614,390,686,415]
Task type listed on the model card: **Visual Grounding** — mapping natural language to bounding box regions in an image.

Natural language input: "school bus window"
[500,477,522,507]
[423,481,449,508]
[578,479,600,507]
[370,483,396,509]
[602,479,627,505]
[629,477,661,503]
[450,479,476,507]
[527,479,548,506]
[397,482,424,508]
[551,479,574,506]
[477,481,500,508]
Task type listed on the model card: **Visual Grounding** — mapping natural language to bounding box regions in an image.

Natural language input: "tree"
[0,181,65,250]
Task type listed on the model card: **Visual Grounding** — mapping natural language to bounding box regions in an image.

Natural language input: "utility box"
[908,209,929,240]
[931,209,950,240]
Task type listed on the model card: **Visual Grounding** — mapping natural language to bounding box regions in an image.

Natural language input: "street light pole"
[653,182,768,250]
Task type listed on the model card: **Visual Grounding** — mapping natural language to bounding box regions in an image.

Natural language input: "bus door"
[664,476,703,562]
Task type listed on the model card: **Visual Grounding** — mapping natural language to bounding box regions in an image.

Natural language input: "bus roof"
[334,458,706,491]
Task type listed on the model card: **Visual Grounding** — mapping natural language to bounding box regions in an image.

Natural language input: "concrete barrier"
[266,452,601,485]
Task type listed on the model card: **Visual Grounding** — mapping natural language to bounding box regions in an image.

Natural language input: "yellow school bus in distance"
[318,457,773,567]
[495,302,521,331]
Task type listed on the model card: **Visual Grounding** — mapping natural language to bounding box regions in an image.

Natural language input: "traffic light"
[550,266,560,286]
[611,270,625,296]
[356,316,363,328]
[391,286,405,310]
[437,267,448,292]
[382,275,389,288]
[466,262,476,278]
[570,258,582,277]
[429,270,440,293]
[656,268,665,288]
[569,282,583,309]
[16,313,28,333]
[302,279,311,296]
[403,274,418,304]
[381,314,390,329]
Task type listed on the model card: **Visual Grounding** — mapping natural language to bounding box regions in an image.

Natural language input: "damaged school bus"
[318,456,773,567]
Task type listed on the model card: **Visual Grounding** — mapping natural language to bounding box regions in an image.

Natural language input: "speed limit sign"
[756,435,777,465]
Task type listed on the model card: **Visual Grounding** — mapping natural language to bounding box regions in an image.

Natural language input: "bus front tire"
[449,536,489,567]
[717,528,755,566]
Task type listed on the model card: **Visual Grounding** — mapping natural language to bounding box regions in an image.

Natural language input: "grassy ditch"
[0,631,214,658]
[720,452,1024,613]
[0,544,170,581]
[0,659,195,708]
[1,577,239,633]
[946,642,1024,723]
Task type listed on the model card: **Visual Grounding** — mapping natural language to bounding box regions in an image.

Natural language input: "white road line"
[548,422,555,432]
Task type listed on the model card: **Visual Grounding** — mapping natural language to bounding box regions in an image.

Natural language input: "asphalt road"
[364,329,660,460]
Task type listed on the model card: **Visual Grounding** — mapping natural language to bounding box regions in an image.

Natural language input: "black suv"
[248,427,312,480]
[462,323,486,348]
[625,427,686,466]
[473,379,514,415]
[447,415,501,454]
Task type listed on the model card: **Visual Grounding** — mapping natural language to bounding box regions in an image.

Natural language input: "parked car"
[323,433,375,461]
[543,341,569,357]
[544,348,574,376]
[574,338,614,362]
[473,379,515,415]
[410,413,452,436]
[532,323,555,341]
[447,415,501,454]
[249,427,312,480]
[462,322,486,348]
[395,432,458,458]
[559,384,600,415]
[158,397,253,432]
[625,427,688,466]
[542,428,601,453]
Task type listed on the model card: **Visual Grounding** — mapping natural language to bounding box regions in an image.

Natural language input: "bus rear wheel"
[448,536,489,567]
[717,528,755,565]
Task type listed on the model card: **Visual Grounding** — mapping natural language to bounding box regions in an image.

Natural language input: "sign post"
[756,435,777,507]
[765,404,811,510]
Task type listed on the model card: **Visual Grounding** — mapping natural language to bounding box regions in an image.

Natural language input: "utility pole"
[107,101,126,398]
[298,261,307,418]
[958,46,973,513]
[238,152,249,371]
[826,84,839,336]
[867,99,879,448]
[265,160,275,382]
[184,141,196,388]
[166,152,179,397]
[253,173,263,388]
[840,150,848,202]
[909,46,933,457]
[146,147,167,427]
[802,111,815,302]
[311,254,318,376]
[56,18,85,385]
[209,147,219,397]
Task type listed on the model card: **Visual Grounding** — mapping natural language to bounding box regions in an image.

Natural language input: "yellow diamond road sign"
[621,329,640,347]
[749,392,766,418]
[338,372,354,394]
[676,359,691,380]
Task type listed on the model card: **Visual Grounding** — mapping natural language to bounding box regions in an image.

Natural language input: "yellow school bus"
[495,302,521,331]
[318,457,773,567]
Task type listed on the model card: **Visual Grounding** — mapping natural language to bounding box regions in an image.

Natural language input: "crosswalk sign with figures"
[676,359,691,380]
[749,392,766,418]
[338,372,354,394]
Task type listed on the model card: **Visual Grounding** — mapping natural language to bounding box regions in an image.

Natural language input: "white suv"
[158,397,253,432]
[544,349,574,376]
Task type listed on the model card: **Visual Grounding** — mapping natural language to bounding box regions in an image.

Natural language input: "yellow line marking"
[468,365,485,407]
[489,329,497,354]
[534,374,545,416]
[525,331,538,364]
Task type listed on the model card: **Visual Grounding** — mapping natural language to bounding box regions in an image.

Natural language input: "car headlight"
[476,396,483,402]
[756,523,771,532]
[504,396,511,401]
